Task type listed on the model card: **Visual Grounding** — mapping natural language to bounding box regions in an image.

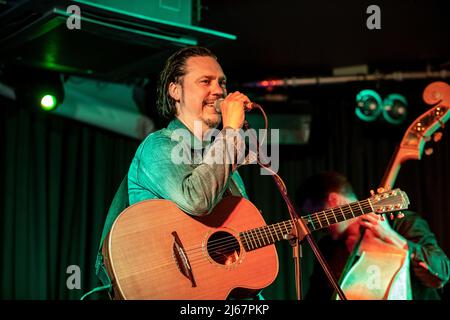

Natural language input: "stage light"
[382,93,408,125]
[5,67,64,112]
[40,94,58,110]
[34,72,64,111]
[355,89,382,122]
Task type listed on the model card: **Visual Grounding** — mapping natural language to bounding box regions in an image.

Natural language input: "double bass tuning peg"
[375,186,390,194]
[433,132,443,142]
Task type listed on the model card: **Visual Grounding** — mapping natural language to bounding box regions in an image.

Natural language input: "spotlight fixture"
[355,89,382,122]
[40,94,58,111]
[382,93,408,125]
[6,67,64,112]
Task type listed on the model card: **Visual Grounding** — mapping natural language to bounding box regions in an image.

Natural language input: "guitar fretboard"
[239,199,373,252]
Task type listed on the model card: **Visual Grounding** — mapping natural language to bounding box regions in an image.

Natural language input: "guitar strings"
[201,199,377,254]
[209,201,371,250]
[144,202,375,269]
[125,201,376,273]
[182,201,374,256]
[185,200,374,253]
[309,196,400,225]
[135,201,399,275]
[181,207,354,257]
[304,202,373,228]
[147,226,285,269]
[142,205,362,271]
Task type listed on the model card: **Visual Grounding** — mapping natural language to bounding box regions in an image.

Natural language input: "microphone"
[214,98,260,114]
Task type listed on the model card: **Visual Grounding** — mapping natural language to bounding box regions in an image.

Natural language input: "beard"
[202,100,221,129]
[204,116,221,129]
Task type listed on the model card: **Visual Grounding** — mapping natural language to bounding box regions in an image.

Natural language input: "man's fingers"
[226,91,250,104]
[360,216,377,225]
[361,220,374,229]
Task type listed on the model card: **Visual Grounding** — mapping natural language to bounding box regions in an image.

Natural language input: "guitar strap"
[95,174,129,292]
[226,175,243,197]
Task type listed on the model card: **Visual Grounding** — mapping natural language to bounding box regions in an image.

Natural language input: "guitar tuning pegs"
[415,122,424,132]
[433,132,443,142]
[370,189,375,196]
[390,213,394,220]
[397,212,405,219]
[425,148,434,156]
[377,187,385,194]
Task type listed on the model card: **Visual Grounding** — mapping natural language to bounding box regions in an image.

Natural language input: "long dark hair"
[156,46,217,120]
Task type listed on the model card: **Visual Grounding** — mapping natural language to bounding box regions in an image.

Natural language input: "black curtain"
[0,100,138,299]
[1,80,449,299]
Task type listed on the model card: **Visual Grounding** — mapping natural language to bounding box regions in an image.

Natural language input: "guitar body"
[102,196,278,300]
[339,230,411,300]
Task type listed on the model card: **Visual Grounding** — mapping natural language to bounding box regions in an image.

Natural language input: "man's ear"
[168,82,181,102]
[327,192,341,208]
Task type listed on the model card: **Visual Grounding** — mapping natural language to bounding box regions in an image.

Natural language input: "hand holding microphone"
[215,92,259,130]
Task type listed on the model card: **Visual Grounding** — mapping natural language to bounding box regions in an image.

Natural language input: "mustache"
[203,99,220,105]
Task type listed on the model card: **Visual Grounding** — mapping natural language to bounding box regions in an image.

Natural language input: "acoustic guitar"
[338,81,450,300]
[102,189,409,299]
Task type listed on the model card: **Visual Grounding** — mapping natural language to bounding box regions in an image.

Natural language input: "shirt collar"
[168,118,215,149]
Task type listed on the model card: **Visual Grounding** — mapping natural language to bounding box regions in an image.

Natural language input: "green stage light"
[8,67,64,112]
[355,89,382,122]
[383,93,408,125]
[40,94,58,110]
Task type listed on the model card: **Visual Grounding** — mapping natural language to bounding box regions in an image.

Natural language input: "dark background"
[1,0,449,300]
[202,0,450,80]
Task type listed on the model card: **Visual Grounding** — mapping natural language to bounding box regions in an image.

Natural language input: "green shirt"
[128,118,249,213]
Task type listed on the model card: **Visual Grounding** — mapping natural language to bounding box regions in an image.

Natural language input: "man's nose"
[211,81,225,96]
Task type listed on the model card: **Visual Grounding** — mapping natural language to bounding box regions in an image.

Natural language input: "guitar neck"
[239,198,374,251]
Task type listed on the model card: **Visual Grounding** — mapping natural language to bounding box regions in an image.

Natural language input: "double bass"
[337,81,450,299]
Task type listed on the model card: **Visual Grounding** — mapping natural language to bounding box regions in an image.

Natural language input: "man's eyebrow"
[199,75,227,81]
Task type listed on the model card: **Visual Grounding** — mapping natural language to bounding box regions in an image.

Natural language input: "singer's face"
[174,56,227,130]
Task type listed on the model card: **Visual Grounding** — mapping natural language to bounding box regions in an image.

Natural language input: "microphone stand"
[243,120,347,300]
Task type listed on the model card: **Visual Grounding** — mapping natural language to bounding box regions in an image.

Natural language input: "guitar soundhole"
[207,231,241,266]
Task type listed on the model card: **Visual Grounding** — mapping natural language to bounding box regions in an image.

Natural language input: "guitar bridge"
[172,231,197,287]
